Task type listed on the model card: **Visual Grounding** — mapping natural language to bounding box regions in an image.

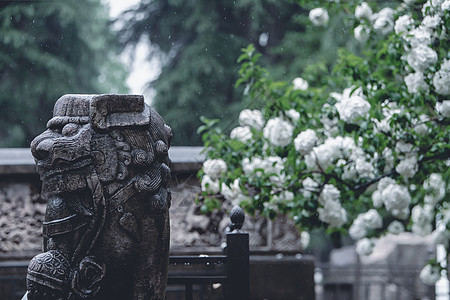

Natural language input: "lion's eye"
[61,123,80,136]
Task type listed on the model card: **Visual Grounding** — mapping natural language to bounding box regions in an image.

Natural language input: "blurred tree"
[0,0,128,147]
[118,0,355,145]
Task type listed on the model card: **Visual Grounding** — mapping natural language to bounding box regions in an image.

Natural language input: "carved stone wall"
[0,147,303,258]
[0,178,44,254]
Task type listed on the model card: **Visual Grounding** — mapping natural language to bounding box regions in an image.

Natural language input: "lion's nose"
[31,138,53,161]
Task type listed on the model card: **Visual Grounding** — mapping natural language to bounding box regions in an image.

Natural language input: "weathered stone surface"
[0,182,44,253]
[24,94,172,300]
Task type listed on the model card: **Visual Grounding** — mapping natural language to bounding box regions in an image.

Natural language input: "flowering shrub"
[198,0,449,285]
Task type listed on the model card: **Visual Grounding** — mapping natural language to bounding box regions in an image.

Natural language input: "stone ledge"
[0,146,205,175]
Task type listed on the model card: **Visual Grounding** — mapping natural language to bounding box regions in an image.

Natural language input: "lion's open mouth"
[40,157,93,180]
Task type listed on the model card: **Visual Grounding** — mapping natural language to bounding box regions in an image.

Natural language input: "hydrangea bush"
[198,0,449,285]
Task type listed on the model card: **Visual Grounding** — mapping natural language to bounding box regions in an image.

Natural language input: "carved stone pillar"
[24,94,172,300]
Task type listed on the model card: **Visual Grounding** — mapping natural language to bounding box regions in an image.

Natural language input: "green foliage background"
[118,0,358,145]
[0,0,128,147]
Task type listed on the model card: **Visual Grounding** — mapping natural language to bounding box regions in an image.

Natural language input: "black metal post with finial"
[226,206,249,300]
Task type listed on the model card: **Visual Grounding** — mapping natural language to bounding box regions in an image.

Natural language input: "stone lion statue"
[25,94,172,300]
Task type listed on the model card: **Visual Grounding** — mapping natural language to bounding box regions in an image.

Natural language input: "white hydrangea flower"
[350,216,367,240]
[318,184,341,205]
[263,117,294,147]
[263,201,278,212]
[221,179,243,203]
[242,156,286,185]
[395,15,414,35]
[354,25,371,43]
[435,100,450,117]
[242,156,262,176]
[292,77,309,90]
[377,7,394,19]
[423,173,446,204]
[422,0,444,15]
[320,103,339,137]
[442,0,450,10]
[272,190,295,204]
[420,264,441,286]
[307,135,361,170]
[318,200,347,228]
[421,15,442,30]
[302,177,319,198]
[356,238,376,256]
[372,190,383,208]
[342,164,358,181]
[433,60,450,95]
[376,180,411,219]
[406,45,438,73]
[301,231,310,249]
[411,204,434,236]
[378,177,397,190]
[309,8,329,26]
[404,72,429,93]
[350,209,383,240]
[413,114,430,135]
[414,122,428,136]
[308,146,334,171]
[330,92,342,101]
[321,117,339,137]
[373,117,391,133]
[285,109,300,123]
[230,126,252,142]
[304,152,318,170]
[405,27,433,48]
[239,109,265,130]
[363,209,383,229]
[412,204,434,224]
[262,156,287,185]
[294,129,317,155]
[387,221,405,234]
[336,158,347,167]
[433,72,450,95]
[379,100,402,122]
[373,8,394,35]
[423,173,445,192]
[355,158,375,178]
[335,87,371,124]
[201,175,220,194]
[396,155,418,179]
[395,141,414,153]
[432,225,450,245]
[355,2,373,20]
[382,148,395,171]
[203,159,227,180]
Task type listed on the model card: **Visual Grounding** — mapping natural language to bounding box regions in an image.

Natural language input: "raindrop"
[259,33,269,47]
